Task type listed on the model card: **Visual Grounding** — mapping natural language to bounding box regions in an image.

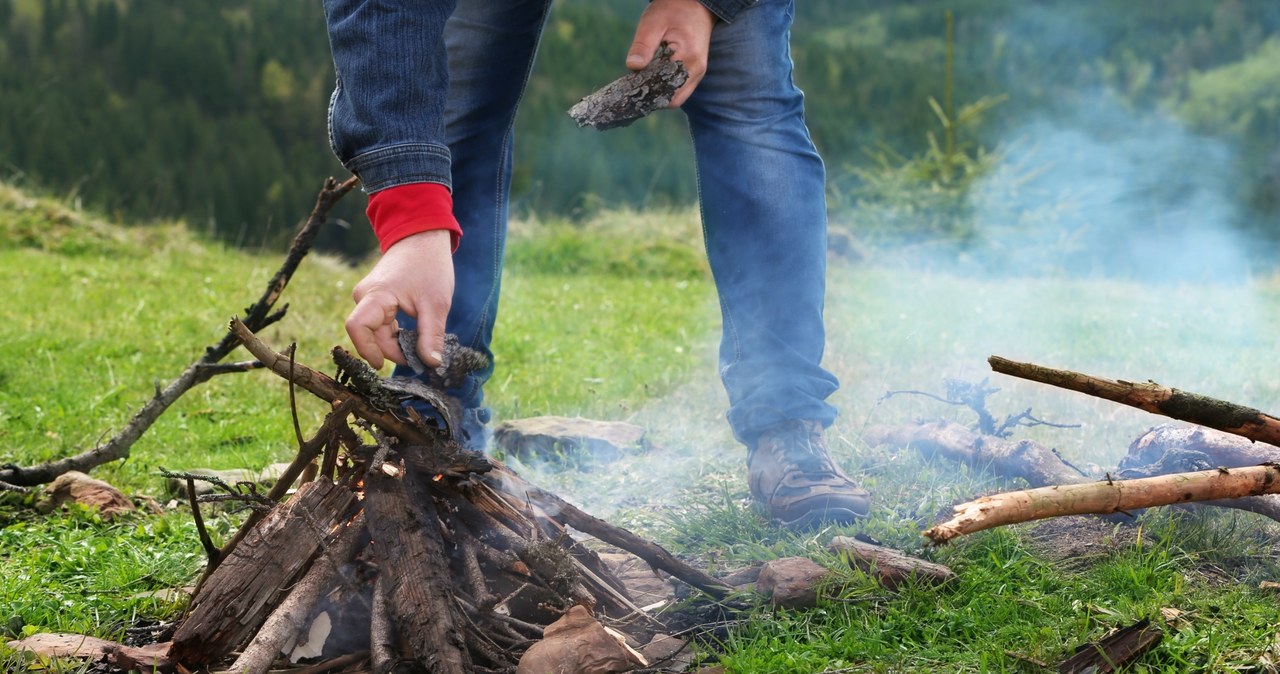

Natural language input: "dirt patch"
[1025,516,1140,570]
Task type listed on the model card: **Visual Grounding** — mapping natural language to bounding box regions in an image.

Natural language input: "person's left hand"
[626,0,716,108]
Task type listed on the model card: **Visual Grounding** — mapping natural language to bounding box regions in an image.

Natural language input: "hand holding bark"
[347,229,454,370]
[626,0,715,107]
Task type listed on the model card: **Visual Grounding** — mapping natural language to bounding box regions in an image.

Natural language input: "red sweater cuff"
[366,183,462,254]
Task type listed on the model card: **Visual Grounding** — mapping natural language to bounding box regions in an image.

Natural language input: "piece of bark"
[865,420,1089,487]
[829,536,956,589]
[1058,619,1162,673]
[568,43,688,130]
[755,557,831,609]
[925,464,1280,544]
[169,478,358,666]
[989,356,1280,446]
[516,605,646,674]
[41,471,136,520]
[363,455,471,674]
[228,512,368,674]
[0,177,356,489]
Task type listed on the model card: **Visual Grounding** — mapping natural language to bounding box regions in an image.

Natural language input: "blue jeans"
[326,0,839,448]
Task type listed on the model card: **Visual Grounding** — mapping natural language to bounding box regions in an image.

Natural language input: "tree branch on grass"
[0,176,358,487]
[925,463,1280,544]
[989,355,1280,446]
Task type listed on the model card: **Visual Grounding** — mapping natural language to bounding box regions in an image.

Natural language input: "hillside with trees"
[1,0,1276,260]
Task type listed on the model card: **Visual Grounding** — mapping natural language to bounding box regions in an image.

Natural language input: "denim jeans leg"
[682,0,839,445]
[393,0,554,450]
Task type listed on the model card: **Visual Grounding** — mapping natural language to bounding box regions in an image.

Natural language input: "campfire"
[155,319,735,674]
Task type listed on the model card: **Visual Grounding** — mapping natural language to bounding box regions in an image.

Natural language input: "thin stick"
[925,463,1280,544]
[0,177,357,487]
[494,474,731,598]
[989,355,1280,446]
[186,477,220,566]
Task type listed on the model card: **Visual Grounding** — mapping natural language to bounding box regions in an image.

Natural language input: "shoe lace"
[769,421,836,475]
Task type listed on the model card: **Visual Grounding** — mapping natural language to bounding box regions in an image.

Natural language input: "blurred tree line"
[0,0,1276,257]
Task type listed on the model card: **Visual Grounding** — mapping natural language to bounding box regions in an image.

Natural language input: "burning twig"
[0,176,358,488]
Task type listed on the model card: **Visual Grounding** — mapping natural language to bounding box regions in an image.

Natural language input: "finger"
[626,22,666,70]
[670,69,703,108]
[345,294,394,369]
[374,322,406,367]
[413,302,449,370]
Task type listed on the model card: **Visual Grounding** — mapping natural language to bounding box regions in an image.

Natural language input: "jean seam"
[687,125,743,380]
[470,0,555,354]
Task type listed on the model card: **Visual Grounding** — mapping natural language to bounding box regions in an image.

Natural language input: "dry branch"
[865,420,1089,488]
[989,356,1280,446]
[0,176,358,487]
[925,463,1280,544]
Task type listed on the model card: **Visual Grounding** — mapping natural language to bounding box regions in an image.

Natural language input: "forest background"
[1,0,1278,269]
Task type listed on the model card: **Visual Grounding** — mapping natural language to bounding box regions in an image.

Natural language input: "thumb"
[414,307,447,370]
[627,27,664,70]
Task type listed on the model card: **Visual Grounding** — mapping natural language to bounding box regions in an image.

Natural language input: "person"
[323,0,868,528]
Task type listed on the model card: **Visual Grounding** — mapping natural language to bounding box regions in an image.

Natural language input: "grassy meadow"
[2,181,1279,672]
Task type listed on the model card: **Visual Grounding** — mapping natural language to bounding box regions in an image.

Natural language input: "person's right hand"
[345,229,454,370]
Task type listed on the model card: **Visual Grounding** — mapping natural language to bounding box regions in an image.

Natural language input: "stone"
[516,605,646,674]
[494,417,648,470]
[164,462,292,498]
[755,557,832,609]
[42,471,135,520]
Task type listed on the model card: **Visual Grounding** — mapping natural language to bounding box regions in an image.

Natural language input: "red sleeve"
[366,183,462,254]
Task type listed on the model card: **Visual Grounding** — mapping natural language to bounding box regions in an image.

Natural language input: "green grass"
[3,181,1280,671]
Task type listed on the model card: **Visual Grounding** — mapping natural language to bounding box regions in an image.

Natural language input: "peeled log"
[925,464,1280,544]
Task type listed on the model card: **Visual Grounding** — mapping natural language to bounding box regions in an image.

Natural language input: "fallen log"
[924,463,1280,544]
[864,420,1088,488]
[988,356,1280,446]
[829,536,956,589]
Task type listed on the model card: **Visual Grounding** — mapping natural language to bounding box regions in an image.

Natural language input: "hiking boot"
[747,420,869,528]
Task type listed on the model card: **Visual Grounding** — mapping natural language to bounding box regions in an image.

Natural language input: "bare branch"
[0,176,358,487]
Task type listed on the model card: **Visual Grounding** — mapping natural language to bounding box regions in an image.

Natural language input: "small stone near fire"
[516,605,647,674]
[164,462,293,498]
[755,557,832,609]
[1259,581,1280,593]
[41,471,135,520]
[640,634,694,671]
[494,416,649,470]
